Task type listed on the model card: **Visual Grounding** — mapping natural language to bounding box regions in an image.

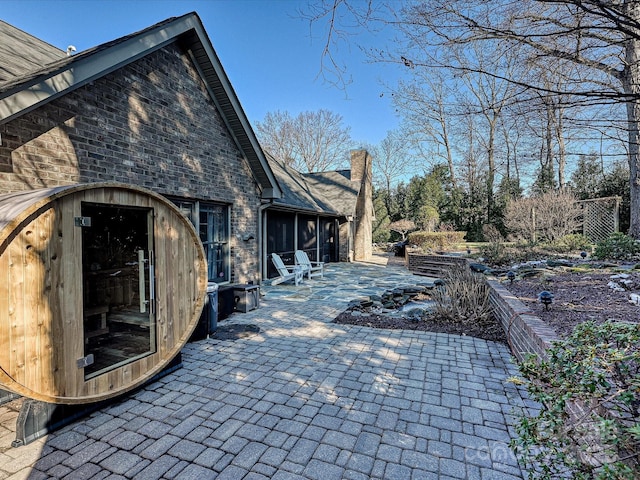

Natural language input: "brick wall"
[0,43,261,283]
[487,279,558,361]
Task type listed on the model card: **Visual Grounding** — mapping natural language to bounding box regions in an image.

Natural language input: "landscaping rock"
[546,259,575,267]
[469,262,492,273]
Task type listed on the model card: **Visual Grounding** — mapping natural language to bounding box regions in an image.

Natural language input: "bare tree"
[393,70,459,189]
[302,0,640,237]
[452,41,522,223]
[371,129,415,193]
[255,109,353,172]
[255,111,297,165]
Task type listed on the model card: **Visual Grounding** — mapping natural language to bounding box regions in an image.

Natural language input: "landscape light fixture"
[538,291,554,310]
[580,251,588,259]
[507,271,516,284]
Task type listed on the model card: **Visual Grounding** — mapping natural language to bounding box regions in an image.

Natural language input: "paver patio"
[0,257,533,479]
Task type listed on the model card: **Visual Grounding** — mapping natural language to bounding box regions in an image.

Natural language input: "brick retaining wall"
[487,279,559,361]
[406,252,467,277]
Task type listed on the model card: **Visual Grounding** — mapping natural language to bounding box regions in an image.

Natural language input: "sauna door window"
[80,203,156,379]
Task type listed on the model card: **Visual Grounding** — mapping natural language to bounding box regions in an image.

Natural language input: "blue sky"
[1,0,401,148]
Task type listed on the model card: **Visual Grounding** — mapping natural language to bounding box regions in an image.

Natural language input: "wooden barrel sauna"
[0,183,207,404]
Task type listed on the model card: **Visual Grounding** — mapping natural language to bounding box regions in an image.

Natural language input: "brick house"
[264,149,374,279]
[0,13,282,287]
[0,13,375,288]
[304,149,374,263]
[0,13,377,403]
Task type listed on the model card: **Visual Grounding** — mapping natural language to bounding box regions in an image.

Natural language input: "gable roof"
[0,20,66,83]
[266,154,343,216]
[0,13,281,200]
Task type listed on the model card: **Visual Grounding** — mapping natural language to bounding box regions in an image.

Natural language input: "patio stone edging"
[486,278,559,361]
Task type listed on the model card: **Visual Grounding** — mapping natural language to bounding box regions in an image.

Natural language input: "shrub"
[429,264,492,326]
[592,233,640,260]
[505,190,582,243]
[482,224,504,242]
[511,321,640,479]
[407,230,466,251]
[479,241,508,265]
[548,233,592,253]
[479,242,544,266]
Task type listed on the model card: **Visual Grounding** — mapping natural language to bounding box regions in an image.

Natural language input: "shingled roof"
[0,13,281,200]
[303,170,359,217]
[0,20,65,83]
[266,154,342,215]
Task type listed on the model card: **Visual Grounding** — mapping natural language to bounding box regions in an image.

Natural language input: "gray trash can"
[190,282,219,342]
[206,282,219,334]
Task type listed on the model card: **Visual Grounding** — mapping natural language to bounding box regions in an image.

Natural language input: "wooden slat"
[62,194,83,398]
[0,239,11,388]
[48,204,64,397]
[8,229,26,386]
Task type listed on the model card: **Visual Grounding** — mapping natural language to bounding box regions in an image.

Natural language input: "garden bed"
[332,284,508,344]
[336,258,639,360]
[503,269,640,338]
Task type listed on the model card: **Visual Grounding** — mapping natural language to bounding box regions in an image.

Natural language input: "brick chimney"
[350,149,373,261]
[350,149,371,184]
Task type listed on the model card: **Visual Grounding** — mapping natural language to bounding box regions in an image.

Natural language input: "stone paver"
[0,258,531,478]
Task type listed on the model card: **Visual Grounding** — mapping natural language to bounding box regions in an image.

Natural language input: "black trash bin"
[393,240,408,257]
[189,282,218,342]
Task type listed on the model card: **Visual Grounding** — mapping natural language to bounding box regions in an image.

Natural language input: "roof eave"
[269,201,344,218]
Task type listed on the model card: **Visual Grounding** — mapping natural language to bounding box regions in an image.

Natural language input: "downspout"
[257,200,273,286]
[316,216,321,262]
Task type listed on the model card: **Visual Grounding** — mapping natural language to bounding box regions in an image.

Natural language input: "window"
[199,204,229,283]
[171,198,230,283]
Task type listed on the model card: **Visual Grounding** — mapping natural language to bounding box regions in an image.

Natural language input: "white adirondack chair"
[270,253,303,286]
[295,250,324,279]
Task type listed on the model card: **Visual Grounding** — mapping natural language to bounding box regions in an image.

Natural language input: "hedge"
[407,231,466,251]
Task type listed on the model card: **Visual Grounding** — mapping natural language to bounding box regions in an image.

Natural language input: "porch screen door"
[80,203,156,379]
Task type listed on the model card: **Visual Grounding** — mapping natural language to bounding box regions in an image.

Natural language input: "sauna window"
[80,203,156,379]
[199,204,230,283]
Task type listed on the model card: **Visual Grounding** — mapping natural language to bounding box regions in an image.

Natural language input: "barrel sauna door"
[80,203,156,379]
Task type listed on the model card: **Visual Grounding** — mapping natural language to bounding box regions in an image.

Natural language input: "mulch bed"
[503,270,640,338]
[333,286,508,344]
[336,256,640,343]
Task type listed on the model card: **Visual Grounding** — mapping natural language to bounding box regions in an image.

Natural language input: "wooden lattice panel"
[579,196,621,243]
